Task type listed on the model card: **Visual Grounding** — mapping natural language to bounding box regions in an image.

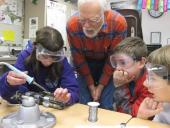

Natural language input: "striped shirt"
[66,10,127,86]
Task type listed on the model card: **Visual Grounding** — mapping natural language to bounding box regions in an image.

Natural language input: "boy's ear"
[138,57,147,68]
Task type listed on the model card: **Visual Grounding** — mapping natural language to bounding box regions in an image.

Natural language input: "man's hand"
[93,84,104,101]
[113,70,135,87]
[88,84,96,100]
[54,88,71,103]
[137,97,163,119]
[7,71,27,86]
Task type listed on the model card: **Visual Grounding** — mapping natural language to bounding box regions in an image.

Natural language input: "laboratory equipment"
[87,102,100,122]
[12,91,65,110]
[0,95,56,128]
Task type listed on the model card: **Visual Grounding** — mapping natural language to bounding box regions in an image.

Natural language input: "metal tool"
[12,91,65,110]
[0,62,47,91]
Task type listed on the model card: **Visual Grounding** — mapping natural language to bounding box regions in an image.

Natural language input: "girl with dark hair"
[0,26,79,105]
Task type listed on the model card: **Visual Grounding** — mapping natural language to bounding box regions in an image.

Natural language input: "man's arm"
[99,13,127,86]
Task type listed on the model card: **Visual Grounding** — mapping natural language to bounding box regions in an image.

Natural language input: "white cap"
[87,102,100,107]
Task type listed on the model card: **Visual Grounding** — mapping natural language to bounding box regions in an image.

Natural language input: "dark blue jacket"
[0,47,79,105]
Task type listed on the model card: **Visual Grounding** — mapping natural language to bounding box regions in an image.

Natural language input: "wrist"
[88,84,95,90]
[98,84,104,89]
[114,83,124,88]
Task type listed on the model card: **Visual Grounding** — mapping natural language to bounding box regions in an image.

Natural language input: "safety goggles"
[146,63,168,87]
[110,54,137,69]
[36,44,65,62]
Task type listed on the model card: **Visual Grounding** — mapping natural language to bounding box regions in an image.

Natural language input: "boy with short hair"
[137,45,170,124]
[110,37,150,116]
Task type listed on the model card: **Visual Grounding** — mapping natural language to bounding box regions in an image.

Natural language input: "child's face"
[144,73,170,102]
[38,58,54,67]
[110,53,145,79]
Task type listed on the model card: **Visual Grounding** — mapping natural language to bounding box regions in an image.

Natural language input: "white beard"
[83,28,99,38]
[83,18,104,38]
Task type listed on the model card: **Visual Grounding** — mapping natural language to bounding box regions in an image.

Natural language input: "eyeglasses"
[110,54,137,69]
[36,44,65,62]
[78,14,103,26]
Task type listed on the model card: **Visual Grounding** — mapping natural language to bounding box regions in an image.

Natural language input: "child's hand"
[113,70,135,87]
[54,88,71,103]
[137,97,163,119]
[7,71,27,86]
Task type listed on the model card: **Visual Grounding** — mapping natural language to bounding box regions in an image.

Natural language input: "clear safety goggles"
[110,54,137,69]
[36,44,65,62]
[145,63,169,88]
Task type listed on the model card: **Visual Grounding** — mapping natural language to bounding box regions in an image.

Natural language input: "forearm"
[99,62,113,86]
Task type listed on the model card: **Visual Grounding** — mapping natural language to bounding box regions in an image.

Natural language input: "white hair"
[78,0,108,11]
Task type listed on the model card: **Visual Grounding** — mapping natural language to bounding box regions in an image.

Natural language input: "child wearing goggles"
[36,44,65,63]
[137,45,170,124]
[0,26,79,105]
[110,37,150,117]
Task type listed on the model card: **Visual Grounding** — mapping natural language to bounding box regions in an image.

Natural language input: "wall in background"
[0,23,23,53]
[24,0,46,40]
[142,9,170,46]
[0,0,24,53]
[109,0,170,46]
[0,0,77,56]
[109,0,137,9]
[24,0,77,46]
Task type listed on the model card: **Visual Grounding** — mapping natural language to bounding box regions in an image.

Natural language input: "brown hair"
[25,26,64,81]
[111,37,148,60]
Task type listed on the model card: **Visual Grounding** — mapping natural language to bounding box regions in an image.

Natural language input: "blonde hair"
[148,45,170,72]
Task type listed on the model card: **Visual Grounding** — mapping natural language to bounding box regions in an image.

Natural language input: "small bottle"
[87,102,100,122]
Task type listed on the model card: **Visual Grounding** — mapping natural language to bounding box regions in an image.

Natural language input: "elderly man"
[66,0,127,110]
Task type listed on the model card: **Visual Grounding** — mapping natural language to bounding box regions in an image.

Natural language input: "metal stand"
[0,96,56,128]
